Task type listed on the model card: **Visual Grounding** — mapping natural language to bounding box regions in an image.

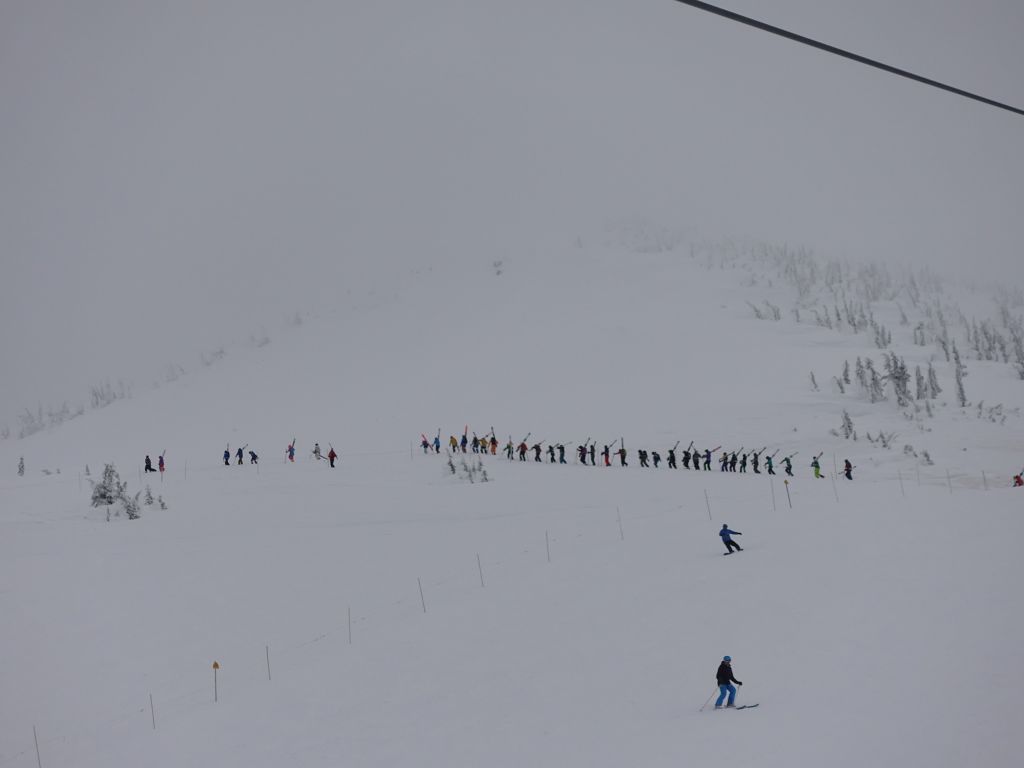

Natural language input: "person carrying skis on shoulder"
[765,455,775,475]
[811,457,823,479]
[548,445,557,464]
[249,450,259,465]
[617,445,628,467]
[668,448,677,469]
[844,459,854,480]
[739,453,747,473]
[223,448,231,466]
[720,524,743,554]
[287,440,296,463]
[588,443,596,465]
[1014,473,1024,487]
[558,443,567,464]
[720,453,729,472]
[715,656,743,709]
[651,450,661,468]
[532,443,543,462]
[682,448,691,469]
[578,444,588,464]
[421,435,430,454]
[158,453,165,474]
[236,445,245,465]
[433,434,442,453]
[328,446,338,468]
[703,448,712,471]
[505,439,514,460]
[602,444,611,467]
[489,435,498,455]
[783,456,793,476]
[518,441,528,461]
[144,455,156,473]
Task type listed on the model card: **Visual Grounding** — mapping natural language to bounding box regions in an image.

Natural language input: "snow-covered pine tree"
[158,496,167,510]
[122,491,142,520]
[88,462,126,512]
[915,365,927,401]
[840,410,854,439]
[90,463,126,508]
[952,342,968,407]
[144,485,155,506]
[865,359,885,403]
[18,457,25,476]
[927,361,942,398]
[855,357,868,390]
[842,360,851,385]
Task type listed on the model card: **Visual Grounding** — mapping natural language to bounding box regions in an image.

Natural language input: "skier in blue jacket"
[715,656,743,708]
[720,524,743,554]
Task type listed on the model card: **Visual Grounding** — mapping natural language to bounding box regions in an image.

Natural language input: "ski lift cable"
[670,0,1024,118]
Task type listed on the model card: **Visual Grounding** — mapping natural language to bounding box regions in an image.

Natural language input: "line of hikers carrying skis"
[421,428,857,480]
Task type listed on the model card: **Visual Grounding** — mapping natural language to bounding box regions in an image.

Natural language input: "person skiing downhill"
[144,455,156,473]
[720,524,743,554]
[715,656,743,709]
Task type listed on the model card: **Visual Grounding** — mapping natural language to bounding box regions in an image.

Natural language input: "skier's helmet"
[723,656,731,662]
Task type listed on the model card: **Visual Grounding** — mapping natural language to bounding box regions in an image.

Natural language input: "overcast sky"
[1,0,1022,423]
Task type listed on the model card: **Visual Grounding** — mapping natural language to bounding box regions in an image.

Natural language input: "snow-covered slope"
[3,238,1023,767]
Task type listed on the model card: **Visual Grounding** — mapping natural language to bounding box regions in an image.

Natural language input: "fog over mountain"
[2,0,1022,422]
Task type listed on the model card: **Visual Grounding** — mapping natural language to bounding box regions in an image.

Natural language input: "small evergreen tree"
[144,485,155,506]
[927,361,942,398]
[842,360,851,385]
[18,457,25,476]
[122,491,142,520]
[915,365,927,400]
[158,496,167,510]
[952,342,968,407]
[90,463,125,508]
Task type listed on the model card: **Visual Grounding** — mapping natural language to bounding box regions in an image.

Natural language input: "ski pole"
[699,688,718,712]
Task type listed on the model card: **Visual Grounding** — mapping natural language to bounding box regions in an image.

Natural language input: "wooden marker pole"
[213,661,220,702]
[784,479,793,509]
